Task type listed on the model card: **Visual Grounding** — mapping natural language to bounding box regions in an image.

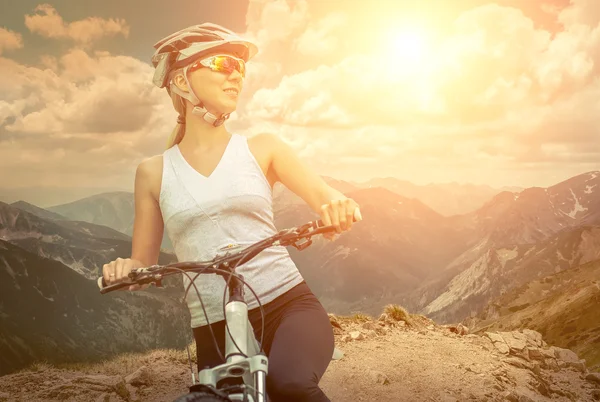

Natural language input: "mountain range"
[1,171,598,374]
[0,201,189,375]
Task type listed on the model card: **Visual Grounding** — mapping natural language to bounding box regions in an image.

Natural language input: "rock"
[469,335,495,352]
[75,374,124,390]
[522,329,543,347]
[494,341,510,355]
[328,314,342,329]
[485,332,504,344]
[125,366,152,386]
[94,393,110,402]
[45,383,76,399]
[0,392,9,400]
[536,379,549,397]
[368,370,390,385]
[505,357,532,370]
[446,324,469,335]
[485,332,511,355]
[126,384,140,402]
[70,375,128,401]
[541,347,556,359]
[527,347,544,361]
[542,358,560,371]
[504,390,535,402]
[332,348,344,360]
[349,331,365,341]
[553,347,587,372]
[553,347,579,363]
[501,332,527,355]
[361,321,379,332]
[378,313,388,321]
[586,372,600,384]
[340,334,351,343]
[592,389,600,401]
[570,360,587,373]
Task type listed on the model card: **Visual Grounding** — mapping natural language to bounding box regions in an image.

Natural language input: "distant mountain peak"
[9,200,67,221]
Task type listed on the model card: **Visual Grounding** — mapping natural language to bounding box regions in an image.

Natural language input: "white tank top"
[159,133,304,328]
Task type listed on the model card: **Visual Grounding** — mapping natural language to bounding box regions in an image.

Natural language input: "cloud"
[232,0,600,187]
[24,4,130,45]
[0,27,24,55]
[245,0,309,52]
[0,45,175,190]
[3,1,600,191]
[558,0,600,28]
[0,48,165,136]
[294,12,346,57]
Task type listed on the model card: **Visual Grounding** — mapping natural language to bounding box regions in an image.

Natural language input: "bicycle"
[97,216,356,401]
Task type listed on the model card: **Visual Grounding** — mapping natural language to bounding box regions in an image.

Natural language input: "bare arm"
[259,133,361,237]
[131,157,164,266]
[256,133,332,212]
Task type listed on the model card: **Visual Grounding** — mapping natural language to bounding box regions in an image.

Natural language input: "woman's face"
[183,50,245,116]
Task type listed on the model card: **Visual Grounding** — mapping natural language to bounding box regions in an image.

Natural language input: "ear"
[172,73,190,93]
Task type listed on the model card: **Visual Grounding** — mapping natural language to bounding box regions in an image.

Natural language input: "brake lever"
[130,266,165,288]
[291,238,312,250]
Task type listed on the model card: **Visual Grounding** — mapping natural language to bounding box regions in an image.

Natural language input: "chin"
[221,102,238,114]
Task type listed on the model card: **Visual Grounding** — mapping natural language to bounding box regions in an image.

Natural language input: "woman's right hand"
[102,258,149,291]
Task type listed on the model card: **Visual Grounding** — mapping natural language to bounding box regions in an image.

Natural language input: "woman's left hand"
[319,197,362,241]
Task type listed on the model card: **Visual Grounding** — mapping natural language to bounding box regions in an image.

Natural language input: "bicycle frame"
[187,268,269,402]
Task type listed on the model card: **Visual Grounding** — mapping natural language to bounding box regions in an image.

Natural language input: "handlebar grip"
[316,208,362,227]
[97,277,135,294]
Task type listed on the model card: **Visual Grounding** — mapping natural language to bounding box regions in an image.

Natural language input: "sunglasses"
[189,55,246,78]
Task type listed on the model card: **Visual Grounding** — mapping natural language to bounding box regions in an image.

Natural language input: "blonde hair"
[166,70,187,149]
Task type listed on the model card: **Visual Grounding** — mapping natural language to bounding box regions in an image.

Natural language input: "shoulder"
[247,132,277,146]
[247,133,289,154]
[136,154,164,201]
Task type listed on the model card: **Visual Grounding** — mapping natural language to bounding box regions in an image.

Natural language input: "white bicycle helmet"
[151,23,258,126]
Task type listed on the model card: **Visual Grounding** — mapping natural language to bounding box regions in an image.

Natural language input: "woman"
[102,23,362,402]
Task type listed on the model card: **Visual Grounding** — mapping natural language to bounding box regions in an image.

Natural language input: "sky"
[1,0,600,206]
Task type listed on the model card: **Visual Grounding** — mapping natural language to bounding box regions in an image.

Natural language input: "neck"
[179,109,231,150]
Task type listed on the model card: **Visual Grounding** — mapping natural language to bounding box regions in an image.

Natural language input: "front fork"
[196,273,269,401]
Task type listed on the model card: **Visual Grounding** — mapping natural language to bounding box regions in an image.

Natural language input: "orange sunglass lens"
[212,56,246,77]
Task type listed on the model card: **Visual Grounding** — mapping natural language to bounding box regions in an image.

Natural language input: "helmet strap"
[170,66,231,127]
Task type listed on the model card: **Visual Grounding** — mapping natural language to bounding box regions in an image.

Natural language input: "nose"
[228,68,243,82]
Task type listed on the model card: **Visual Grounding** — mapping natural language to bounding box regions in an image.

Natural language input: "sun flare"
[392,31,427,61]
[383,27,433,76]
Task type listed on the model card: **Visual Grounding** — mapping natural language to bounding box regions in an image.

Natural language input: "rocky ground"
[0,311,598,402]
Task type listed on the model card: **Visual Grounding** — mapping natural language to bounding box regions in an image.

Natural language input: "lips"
[223,88,239,96]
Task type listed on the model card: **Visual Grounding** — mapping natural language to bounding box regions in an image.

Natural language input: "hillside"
[275,186,473,315]
[0,240,190,376]
[416,225,600,323]
[469,258,600,372]
[0,311,598,401]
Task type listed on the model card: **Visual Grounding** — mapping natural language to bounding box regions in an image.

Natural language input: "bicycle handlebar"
[97,216,356,294]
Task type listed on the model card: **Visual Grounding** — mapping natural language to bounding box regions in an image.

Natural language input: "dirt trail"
[0,314,598,402]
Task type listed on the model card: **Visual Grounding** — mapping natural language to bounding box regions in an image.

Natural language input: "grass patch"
[349,312,372,323]
[17,342,198,377]
[383,304,413,325]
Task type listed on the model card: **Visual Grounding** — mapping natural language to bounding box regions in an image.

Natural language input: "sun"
[385,28,432,75]
[392,31,427,60]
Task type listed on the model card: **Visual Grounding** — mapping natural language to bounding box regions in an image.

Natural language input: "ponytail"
[166,119,185,149]
[166,88,187,149]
